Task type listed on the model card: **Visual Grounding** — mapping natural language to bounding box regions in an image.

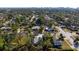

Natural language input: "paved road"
[56,26,75,49]
[30,15,35,22]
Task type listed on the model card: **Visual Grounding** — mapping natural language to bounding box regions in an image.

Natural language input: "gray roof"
[53,39,62,45]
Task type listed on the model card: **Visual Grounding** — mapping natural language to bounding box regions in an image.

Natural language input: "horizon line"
[0,7,78,9]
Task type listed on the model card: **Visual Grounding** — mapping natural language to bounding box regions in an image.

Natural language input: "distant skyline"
[0,0,79,8]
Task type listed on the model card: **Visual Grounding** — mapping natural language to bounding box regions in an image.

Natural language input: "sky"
[0,0,79,8]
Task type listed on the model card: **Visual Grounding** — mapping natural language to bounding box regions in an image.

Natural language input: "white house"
[32,26,40,30]
[33,34,44,44]
[0,27,11,30]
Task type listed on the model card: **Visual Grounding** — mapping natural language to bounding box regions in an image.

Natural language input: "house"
[0,27,12,33]
[17,28,26,36]
[10,18,16,24]
[64,18,69,21]
[32,26,40,30]
[32,26,40,35]
[35,18,42,26]
[32,34,44,45]
[74,40,79,48]
[68,25,78,31]
[60,25,66,28]
[44,15,51,20]
[3,21,10,26]
[53,39,63,48]
[17,28,21,33]
[45,27,54,32]
[0,27,11,30]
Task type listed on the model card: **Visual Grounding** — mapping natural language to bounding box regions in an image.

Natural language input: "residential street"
[56,26,75,49]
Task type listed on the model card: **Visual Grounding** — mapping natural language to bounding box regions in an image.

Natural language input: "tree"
[0,36,5,50]
[59,34,64,41]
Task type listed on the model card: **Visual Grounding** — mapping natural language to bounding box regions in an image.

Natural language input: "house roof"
[53,39,62,46]
[74,41,79,48]
[32,26,40,30]
[33,34,43,44]
[0,27,11,30]
[45,27,54,32]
